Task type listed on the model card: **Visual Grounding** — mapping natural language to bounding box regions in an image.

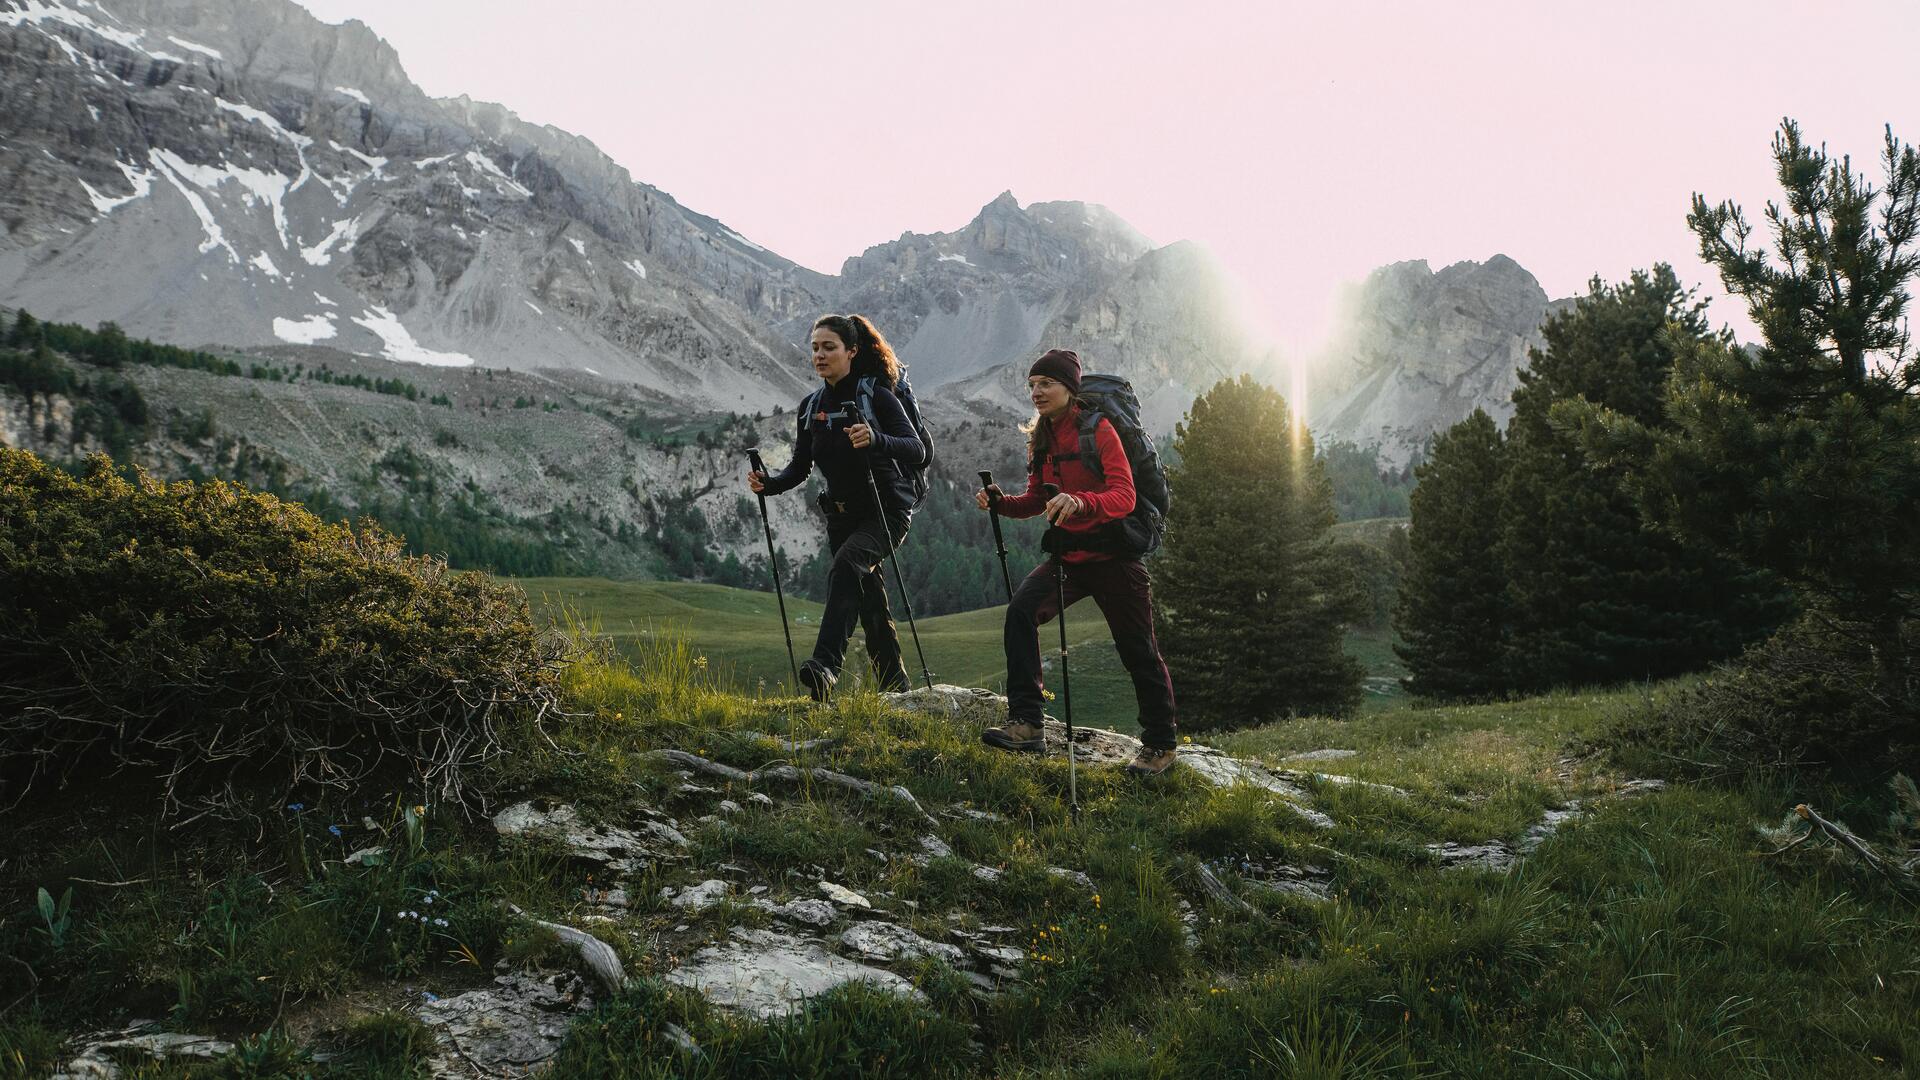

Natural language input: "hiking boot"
[1125,747,1178,777]
[798,660,837,703]
[982,719,1046,753]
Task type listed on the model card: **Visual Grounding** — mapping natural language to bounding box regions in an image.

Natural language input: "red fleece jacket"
[995,405,1135,564]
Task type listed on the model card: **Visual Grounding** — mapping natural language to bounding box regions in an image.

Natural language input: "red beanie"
[1028,349,1082,395]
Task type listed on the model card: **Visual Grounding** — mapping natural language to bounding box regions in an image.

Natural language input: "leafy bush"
[0,449,564,812]
[1609,614,1919,780]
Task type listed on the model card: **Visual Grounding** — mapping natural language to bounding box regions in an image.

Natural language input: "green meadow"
[515,576,1408,734]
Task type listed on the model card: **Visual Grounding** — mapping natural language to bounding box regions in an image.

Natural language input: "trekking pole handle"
[979,470,997,503]
[747,447,767,474]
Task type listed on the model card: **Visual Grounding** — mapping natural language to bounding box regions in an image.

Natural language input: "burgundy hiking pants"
[1004,556,1179,750]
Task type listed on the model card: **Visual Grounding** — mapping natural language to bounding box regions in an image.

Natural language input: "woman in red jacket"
[975,349,1179,776]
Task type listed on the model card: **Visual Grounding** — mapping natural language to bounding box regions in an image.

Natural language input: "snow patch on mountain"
[721,228,765,253]
[147,150,237,262]
[624,258,646,280]
[164,34,220,59]
[1,1,143,53]
[333,85,369,105]
[329,141,386,177]
[300,216,362,266]
[464,150,530,198]
[272,314,335,344]
[77,159,152,215]
[351,307,476,368]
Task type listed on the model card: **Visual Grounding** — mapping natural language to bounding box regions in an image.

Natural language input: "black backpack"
[1036,372,1171,556]
[802,374,935,506]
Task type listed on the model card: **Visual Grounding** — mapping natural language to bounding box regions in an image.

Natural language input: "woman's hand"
[974,484,1002,512]
[1043,491,1084,524]
[847,423,873,449]
[747,469,766,494]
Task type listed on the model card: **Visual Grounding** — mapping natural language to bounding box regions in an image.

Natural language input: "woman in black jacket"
[748,314,925,701]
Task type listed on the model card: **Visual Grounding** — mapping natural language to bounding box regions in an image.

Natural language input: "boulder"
[664,928,924,1019]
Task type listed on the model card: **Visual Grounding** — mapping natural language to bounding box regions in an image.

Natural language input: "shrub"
[1608,614,1919,781]
[0,449,564,812]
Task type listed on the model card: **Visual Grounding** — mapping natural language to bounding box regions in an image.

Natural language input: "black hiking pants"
[811,497,911,691]
[1004,556,1179,750]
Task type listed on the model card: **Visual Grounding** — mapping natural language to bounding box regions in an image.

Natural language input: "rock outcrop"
[1307,255,1573,467]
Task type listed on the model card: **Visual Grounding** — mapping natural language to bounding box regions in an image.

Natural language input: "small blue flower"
[286,803,305,812]
[328,825,342,837]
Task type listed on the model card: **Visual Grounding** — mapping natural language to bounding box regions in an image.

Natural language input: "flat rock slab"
[53,1028,235,1079]
[419,972,594,1077]
[1174,749,1336,829]
[841,921,968,965]
[1428,841,1518,874]
[665,928,925,1019]
[757,897,837,927]
[887,686,1339,827]
[1517,805,1585,855]
[885,684,1006,724]
[494,801,686,874]
[663,879,730,912]
[819,881,871,909]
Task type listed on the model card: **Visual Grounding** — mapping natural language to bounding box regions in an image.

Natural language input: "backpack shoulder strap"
[800,388,825,429]
[1077,410,1106,477]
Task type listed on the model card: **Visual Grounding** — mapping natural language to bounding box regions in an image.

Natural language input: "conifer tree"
[1394,409,1510,698]
[1498,267,1787,691]
[1157,375,1364,727]
[1581,119,1920,701]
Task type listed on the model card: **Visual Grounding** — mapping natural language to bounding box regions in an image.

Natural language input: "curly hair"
[813,313,902,388]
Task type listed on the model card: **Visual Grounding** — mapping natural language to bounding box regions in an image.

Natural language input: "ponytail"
[813,313,903,389]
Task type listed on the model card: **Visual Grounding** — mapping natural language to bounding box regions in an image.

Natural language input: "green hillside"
[515,577,1407,733]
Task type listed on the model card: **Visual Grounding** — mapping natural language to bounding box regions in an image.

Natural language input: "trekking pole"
[842,404,934,691]
[979,470,1015,603]
[746,447,799,692]
[1040,482,1079,823]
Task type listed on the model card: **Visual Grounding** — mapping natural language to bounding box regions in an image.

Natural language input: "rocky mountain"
[0,0,827,412]
[0,0,1578,589]
[1307,255,1572,468]
[949,239,1279,434]
[1,0,1280,436]
[812,192,1155,388]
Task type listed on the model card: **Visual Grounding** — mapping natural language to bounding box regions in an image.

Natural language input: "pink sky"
[296,0,1920,351]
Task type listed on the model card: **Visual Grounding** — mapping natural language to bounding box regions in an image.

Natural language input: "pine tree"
[1157,375,1364,728]
[1394,409,1510,698]
[1497,267,1788,691]
[1581,119,1920,701]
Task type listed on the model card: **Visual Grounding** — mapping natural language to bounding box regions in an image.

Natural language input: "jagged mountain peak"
[1311,253,1568,466]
